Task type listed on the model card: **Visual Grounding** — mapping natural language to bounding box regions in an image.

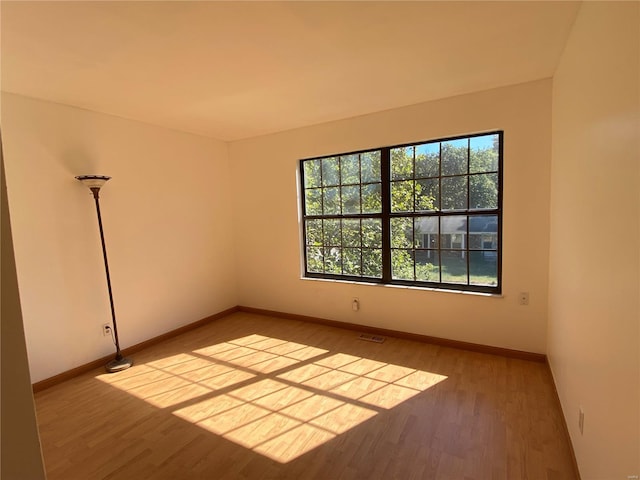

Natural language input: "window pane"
[415,250,439,282]
[342,248,361,276]
[470,251,497,286]
[306,246,323,273]
[415,178,439,211]
[322,157,340,186]
[323,219,340,246]
[362,248,382,278]
[392,249,414,280]
[361,183,381,213]
[305,188,322,215]
[391,217,413,248]
[391,147,413,180]
[341,185,360,214]
[304,159,322,188]
[323,187,340,215]
[323,247,341,274]
[442,139,468,176]
[470,173,498,210]
[391,180,413,212]
[416,143,439,178]
[362,219,382,248]
[442,176,467,211]
[342,219,360,247]
[470,135,499,173]
[341,154,360,184]
[305,219,323,246]
[362,151,381,183]
[469,215,498,246]
[415,216,439,248]
[440,216,467,249]
[441,251,467,284]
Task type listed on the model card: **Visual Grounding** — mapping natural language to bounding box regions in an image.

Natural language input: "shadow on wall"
[62,148,99,175]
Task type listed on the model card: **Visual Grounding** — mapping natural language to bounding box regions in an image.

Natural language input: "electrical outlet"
[519,292,530,305]
[578,407,584,435]
[102,324,112,336]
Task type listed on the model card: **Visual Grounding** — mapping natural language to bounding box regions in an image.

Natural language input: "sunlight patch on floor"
[97,333,447,463]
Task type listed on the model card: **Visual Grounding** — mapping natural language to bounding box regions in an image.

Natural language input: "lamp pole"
[76,175,132,373]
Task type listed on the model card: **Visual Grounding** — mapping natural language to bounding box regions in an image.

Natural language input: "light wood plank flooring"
[35,312,577,479]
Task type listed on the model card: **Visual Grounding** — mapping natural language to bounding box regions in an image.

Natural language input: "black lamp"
[76,175,132,373]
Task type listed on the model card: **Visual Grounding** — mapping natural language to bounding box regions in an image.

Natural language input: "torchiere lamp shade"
[75,175,111,190]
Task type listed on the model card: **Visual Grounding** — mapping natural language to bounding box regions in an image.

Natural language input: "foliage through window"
[301,132,502,293]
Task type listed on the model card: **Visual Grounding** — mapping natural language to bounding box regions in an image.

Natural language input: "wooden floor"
[35,312,577,480]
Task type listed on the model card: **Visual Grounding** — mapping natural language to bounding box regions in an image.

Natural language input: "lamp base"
[105,356,133,373]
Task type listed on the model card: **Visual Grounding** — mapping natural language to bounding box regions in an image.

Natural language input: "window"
[301,131,502,294]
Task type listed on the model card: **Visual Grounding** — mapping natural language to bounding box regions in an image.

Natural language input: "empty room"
[1,2,638,479]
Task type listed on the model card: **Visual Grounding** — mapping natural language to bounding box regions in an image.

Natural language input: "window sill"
[299,276,503,298]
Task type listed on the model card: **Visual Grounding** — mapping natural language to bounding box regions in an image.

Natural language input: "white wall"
[1,93,238,382]
[548,2,639,479]
[230,79,552,354]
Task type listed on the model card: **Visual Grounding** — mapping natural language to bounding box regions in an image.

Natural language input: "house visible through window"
[300,131,502,294]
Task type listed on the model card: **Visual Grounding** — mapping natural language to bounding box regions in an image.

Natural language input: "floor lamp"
[76,175,133,373]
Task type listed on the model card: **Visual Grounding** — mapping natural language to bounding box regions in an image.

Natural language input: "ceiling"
[1,1,580,141]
